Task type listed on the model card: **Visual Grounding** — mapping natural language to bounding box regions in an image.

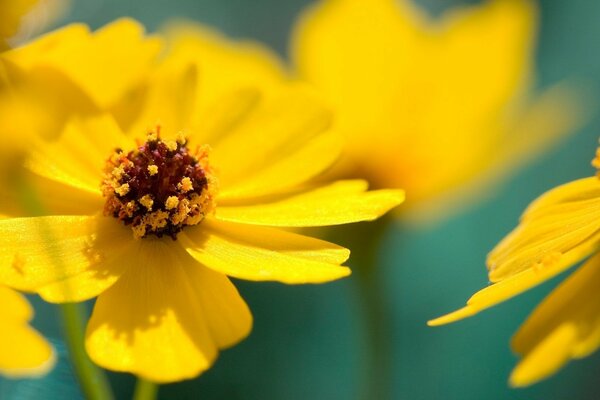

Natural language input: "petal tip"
[427,306,475,326]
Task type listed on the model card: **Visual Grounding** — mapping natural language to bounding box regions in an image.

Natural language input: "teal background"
[2,0,600,399]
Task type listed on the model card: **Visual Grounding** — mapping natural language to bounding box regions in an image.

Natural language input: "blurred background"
[2,0,600,399]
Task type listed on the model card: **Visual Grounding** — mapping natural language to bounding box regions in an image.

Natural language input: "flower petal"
[180,218,350,283]
[164,22,285,121]
[510,324,576,387]
[123,58,199,137]
[216,180,404,227]
[427,232,600,326]
[0,215,132,302]
[181,256,252,349]
[521,177,600,221]
[488,178,600,282]
[509,253,600,386]
[210,85,337,197]
[86,239,220,383]
[0,286,55,377]
[217,128,342,203]
[26,113,133,195]
[4,19,162,108]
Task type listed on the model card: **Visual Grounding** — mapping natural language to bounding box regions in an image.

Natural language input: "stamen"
[102,128,217,239]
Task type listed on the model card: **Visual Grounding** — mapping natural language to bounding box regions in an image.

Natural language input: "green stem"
[13,175,114,400]
[333,217,394,400]
[133,378,159,400]
[60,303,115,400]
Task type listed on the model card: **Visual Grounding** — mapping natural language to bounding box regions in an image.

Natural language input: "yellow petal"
[180,218,350,283]
[2,23,89,69]
[508,253,600,386]
[123,58,199,137]
[163,21,285,126]
[488,198,600,282]
[521,177,600,221]
[4,19,163,108]
[210,85,335,194]
[86,239,222,383]
[0,286,55,377]
[26,113,133,195]
[292,0,423,136]
[218,128,342,203]
[181,254,252,349]
[427,232,600,326]
[488,177,600,281]
[509,324,576,387]
[0,169,104,218]
[0,215,132,302]
[216,180,404,227]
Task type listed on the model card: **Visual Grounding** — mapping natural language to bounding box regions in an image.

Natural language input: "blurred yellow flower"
[0,21,403,383]
[429,144,600,386]
[292,0,584,219]
[0,285,54,378]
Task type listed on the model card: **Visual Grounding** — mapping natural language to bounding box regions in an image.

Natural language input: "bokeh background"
[2,0,600,399]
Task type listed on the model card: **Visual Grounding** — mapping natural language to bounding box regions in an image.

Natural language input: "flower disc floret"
[102,127,217,239]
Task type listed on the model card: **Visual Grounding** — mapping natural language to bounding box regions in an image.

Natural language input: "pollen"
[165,140,178,152]
[147,131,158,142]
[115,183,130,196]
[139,195,154,210]
[102,127,217,239]
[178,177,193,192]
[147,165,158,176]
[165,196,179,210]
[176,132,187,145]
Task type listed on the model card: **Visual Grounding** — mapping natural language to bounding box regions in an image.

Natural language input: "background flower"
[292,0,587,221]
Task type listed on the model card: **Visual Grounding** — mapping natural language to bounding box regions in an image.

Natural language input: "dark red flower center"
[102,127,217,239]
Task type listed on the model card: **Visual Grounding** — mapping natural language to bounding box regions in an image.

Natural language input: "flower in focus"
[429,142,600,386]
[0,284,54,377]
[292,0,585,220]
[0,21,404,383]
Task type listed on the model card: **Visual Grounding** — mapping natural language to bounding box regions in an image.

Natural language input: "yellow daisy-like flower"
[0,284,55,377]
[292,0,584,218]
[429,145,600,386]
[0,22,403,383]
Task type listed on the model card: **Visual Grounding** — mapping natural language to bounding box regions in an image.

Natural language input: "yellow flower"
[429,144,600,386]
[0,284,55,377]
[292,0,584,219]
[0,21,404,383]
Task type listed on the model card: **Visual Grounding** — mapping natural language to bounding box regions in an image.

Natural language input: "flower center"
[102,127,217,239]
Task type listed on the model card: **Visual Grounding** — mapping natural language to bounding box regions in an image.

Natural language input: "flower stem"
[60,303,115,400]
[14,175,114,400]
[133,378,159,400]
[333,216,394,400]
